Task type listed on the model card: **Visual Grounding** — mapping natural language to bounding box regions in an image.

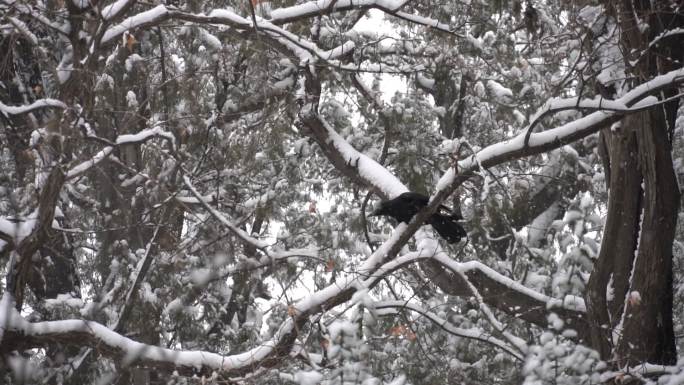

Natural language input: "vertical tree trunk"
[586,0,683,370]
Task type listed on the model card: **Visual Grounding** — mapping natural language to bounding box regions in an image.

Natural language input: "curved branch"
[0,99,67,116]
[374,300,524,360]
[0,249,429,377]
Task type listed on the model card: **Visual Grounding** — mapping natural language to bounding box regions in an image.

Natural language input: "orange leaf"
[308,201,317,214]
[325,258,335,272]
[287,305,297,317]
[389,324,417,340]
[389,325,406,337]
[125,33,137,52]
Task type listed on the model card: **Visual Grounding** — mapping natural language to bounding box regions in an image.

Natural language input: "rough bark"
[585,118,642,359]
[584,0,683,369]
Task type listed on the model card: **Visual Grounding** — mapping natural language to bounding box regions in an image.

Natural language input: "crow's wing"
[429,214,467,243]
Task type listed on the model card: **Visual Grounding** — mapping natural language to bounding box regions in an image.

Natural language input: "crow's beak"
[369,207,381,217]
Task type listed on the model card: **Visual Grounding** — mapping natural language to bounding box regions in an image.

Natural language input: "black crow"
[370,192,466,243]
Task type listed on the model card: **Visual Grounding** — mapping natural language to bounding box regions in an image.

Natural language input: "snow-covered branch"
[268,0,461,37]
[100,0,137,21]
[98,5,428,74]
[374,300,524,360]
[0,99,66,116]
[0,293,286,377]
[0,241,428,377]
[435,67,684,197]
[523,91,684,145]
[65,147,114,180]
[298,101,587,334]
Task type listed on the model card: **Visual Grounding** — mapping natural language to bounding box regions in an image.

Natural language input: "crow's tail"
[428,214,466,243]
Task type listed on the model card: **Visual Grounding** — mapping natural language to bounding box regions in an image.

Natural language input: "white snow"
[321,41,355,60]
[434,67,684,197]
[200,30,222,50]
[102,5,169,44]
[101,0,135,20]
[44,294,84,310]
[124,53,143,72]
[126,91,138,108]
[375,300,523,360]
[66,147,114,180]
[8,16,38,45]
[293,370,324,385]
[116,125,175,147]
[0,217,39,244]
[318,116,406,198]
[487,80,513,102]
[269,0,375,23]
[0,99,67,116]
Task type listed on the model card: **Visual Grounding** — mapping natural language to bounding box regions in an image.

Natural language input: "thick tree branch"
[8,166,65,310]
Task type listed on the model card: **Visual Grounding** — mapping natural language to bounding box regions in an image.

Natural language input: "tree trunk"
[586,0,683,370]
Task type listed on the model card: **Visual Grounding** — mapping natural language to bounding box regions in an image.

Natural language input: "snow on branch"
[115,124,176,148]
[268,0,461,37]
[633,27,684,66]
[299,112,407,199]
[0,293,284,377]
[102,5,183,44]
[66,125,175,180]
[0,240,428,376]
[7,16,38,44]
[0,217,40,245]
[523,91,684,145]
[99,5,426,74]
[429,253,588,340]
[4,1,70,35]
[374,300,524,360]
[182,175,271,250]
[0,99,66,116]
[435,66,684,195]
[456,259,586,313]
[298,84,587,329]
[66,146,114,180]
[182,174,323,259]
[269,0,382,24]
[100,0,136,21]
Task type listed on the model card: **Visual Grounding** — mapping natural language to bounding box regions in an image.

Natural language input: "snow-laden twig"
[523,90,684,146]
[0,99,66,116]
[7,16,38,44]
[2,0,70,35]
[0,292,286,376]
[632,27,684,67]
[66,147,114,180]
[299,98,586,330]
[434,66,684,196]
[268,0,462,38]
[98,4,429,74]
[182,175,270,250]
[435,254,529,354]
[116,124,176,149]
[182,174,321,264]
[0,243,428,376]
[374,300,524,360]
[66,125,175,180]
[100,0,136,21]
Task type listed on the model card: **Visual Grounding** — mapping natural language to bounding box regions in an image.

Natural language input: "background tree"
[0,0,683,384]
